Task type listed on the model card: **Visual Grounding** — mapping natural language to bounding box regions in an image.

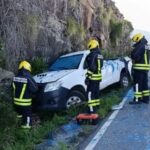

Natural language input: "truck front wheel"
[66,90,86,109]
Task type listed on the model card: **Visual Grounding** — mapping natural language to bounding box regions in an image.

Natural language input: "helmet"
[19,60,31,72]
[131,33,144,43]
[87,39,99,50]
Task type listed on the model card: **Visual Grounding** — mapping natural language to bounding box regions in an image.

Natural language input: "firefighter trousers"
[133,70,149,102]
[87,80,100,113]
[14,104,32,126]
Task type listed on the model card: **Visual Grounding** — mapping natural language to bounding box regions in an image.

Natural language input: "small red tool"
[76,113,99,125]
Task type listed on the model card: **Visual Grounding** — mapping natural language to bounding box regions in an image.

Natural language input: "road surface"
[80,72,150,150]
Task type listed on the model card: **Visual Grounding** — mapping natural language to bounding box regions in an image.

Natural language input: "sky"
[113,0,150,33]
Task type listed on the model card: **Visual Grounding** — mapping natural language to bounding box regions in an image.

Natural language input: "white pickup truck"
[33,50,132,111]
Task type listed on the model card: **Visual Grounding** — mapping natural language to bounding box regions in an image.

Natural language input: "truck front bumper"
[33,83,69,111]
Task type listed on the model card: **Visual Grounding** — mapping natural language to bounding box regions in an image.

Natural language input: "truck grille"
[37,83,46,92]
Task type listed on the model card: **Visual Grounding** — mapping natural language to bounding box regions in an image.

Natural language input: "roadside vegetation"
[0,80,127,150]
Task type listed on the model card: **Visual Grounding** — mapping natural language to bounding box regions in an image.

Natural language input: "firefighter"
[129,33,150,104]
[12,60,38,129]
[85,39,103,113]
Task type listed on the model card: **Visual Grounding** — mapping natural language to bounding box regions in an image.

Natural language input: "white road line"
[84,95,128,150]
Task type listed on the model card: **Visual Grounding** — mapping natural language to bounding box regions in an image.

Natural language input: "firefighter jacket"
[85,48,103,81]
[131,37,150,72]
[12,69,38,106]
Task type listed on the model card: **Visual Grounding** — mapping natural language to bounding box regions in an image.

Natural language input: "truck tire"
[65,90,86,109]
[119,72,130,88]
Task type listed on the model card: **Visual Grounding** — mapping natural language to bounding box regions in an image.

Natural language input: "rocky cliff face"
[0,0,133,71]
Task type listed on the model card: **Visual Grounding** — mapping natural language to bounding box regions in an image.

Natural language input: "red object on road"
[76,113,99,125]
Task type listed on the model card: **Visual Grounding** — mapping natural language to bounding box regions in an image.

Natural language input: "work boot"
[21,116,32,129]
[21,124,31,129]
[17,115,22,119]
[129,100,141,104]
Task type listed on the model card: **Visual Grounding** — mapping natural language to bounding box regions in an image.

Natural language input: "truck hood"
[33,70,75,83]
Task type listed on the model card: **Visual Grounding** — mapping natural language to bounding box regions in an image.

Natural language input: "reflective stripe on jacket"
[131,37,150,71]
[133,50,150,70]
[86,58,102,80]
[13,77,31,106]
[12,69,38,106]
[85,48,103,81]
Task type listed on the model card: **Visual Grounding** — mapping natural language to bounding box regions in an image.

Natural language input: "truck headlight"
[44,81,62,92]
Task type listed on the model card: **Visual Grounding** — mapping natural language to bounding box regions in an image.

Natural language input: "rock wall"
[0,0,133,71]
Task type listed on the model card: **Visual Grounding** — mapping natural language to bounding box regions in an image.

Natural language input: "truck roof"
[61,50,90,57]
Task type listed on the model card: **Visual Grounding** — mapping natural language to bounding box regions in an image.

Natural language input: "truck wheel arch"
[70,85,86,96]
[65,85,86,109]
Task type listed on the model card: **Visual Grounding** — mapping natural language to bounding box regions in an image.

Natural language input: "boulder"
[0,68,14,84]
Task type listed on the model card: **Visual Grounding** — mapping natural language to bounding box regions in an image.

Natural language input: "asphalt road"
[93,96,150,150]
[81,72,150,150]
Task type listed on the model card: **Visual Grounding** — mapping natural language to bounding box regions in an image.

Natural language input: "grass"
[98,87,122,118]
[0,113,68,150]
[0,83,126,150]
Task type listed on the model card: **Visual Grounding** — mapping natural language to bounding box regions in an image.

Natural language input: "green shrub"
[66,17,86,43]
[25,14,39,37]
[67,17,78,37]
[102,49,123,59]
[31,57,48,75]
[69,0,77,7]
[101,7,113,26]
[123,20,133,31]
[110,20,123,46]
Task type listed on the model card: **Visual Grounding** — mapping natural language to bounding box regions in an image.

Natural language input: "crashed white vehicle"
[33,50,132,111]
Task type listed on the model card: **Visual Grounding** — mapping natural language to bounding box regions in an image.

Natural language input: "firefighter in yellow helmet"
[85,39,103,113]
[12,60,38,129]
[129,33,150,104]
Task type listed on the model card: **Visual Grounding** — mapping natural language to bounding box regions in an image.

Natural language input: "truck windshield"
[49,54,83,71]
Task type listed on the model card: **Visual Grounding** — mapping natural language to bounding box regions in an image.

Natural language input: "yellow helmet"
[87,39,99,50]
[132,33,144,43]
[19,60,31,72]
